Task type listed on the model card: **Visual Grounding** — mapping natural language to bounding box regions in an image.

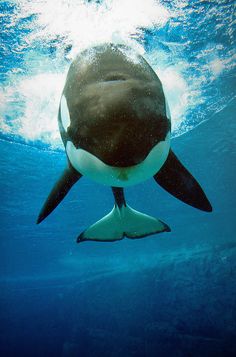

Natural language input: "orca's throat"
[77,133,170,168]
[68,116,171,168]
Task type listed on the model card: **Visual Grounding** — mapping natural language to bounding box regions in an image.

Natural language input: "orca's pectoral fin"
[154,150,212,212]
[37,165,82,224]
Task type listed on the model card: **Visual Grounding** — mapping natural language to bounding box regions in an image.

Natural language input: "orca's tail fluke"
[77,187,170,243]
[77,204,170,243]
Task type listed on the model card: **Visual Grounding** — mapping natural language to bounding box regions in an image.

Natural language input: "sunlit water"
[1,0,235,147]
[0,1,236,356]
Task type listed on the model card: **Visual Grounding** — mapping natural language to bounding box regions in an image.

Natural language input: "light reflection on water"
[0,0,235,149]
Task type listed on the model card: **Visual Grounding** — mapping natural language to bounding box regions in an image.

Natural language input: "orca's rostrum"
[37,43,212,242]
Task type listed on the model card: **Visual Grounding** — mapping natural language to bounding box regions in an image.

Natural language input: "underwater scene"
[0,0,236,356]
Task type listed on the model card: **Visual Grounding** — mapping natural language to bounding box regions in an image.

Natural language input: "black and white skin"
[37,44,212,243]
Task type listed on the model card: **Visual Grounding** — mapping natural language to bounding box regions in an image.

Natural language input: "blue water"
[1,1,236,356]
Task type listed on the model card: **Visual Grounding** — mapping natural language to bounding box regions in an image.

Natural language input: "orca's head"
[59,77,170,168]
[59,44,171,168]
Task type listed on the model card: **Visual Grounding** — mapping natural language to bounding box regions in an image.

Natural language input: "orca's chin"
[95,155,144,168]
[77,143,156,168]
[66,134,170,188]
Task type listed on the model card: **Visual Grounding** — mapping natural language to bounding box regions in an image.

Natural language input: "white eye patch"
[60,95,71,131]
[165,98,171,121]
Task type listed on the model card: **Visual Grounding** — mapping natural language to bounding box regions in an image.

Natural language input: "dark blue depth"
[1,98,236,356]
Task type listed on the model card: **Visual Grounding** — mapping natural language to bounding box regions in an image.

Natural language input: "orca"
[37,43,212,242]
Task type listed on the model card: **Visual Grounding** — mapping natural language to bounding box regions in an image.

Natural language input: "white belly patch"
[66,133,170,187]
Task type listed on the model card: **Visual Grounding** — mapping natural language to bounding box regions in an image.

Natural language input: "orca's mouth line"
[103,74,127,82]
[102,79,126,84]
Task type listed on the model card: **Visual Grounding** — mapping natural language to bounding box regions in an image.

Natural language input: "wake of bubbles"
[0,0,235,149]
